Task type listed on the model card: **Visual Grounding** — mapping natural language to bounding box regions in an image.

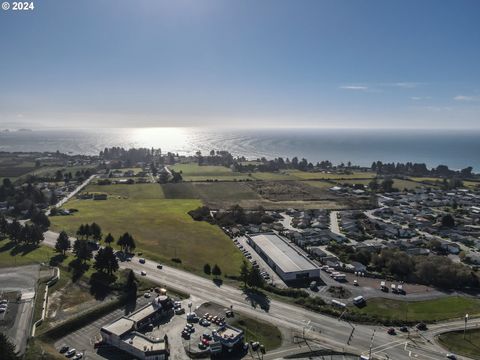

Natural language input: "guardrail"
[31,266,60,337]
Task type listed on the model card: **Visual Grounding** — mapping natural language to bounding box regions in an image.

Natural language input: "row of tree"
[0,216,44,245]
[76,223,102,241]
[189,205,275,227]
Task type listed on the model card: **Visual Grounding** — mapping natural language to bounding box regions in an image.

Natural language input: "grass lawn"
[162,182,200,199]
[437,329,480,359]
[84,183,165,199]
[170,163,249,181]
[393,178,433,190]
[305,180,336,189]
[251,172,297,181]
[0,239,56,267]
[50,197,244,277]
[230,315,282,351]
[349,296,480,323]
[288,170,376,180]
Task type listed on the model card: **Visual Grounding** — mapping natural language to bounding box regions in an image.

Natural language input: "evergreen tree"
[203,263,211,275]
[104,233,114,246]
[73,239,93,263]
[239,260,250,287]
[212,264,222,278]
[55,231,70,255]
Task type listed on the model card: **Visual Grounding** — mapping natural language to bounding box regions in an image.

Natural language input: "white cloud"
[410,96,431,101]
[339,85,368,91]
[392,82,420,88]
[454,95,480,102]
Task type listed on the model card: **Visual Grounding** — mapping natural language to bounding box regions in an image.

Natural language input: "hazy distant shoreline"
[1,127,479,171]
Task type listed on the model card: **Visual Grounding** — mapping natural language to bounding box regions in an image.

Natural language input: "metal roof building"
[248,233,320,282]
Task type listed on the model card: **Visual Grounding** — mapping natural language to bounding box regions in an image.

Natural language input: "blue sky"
[0,0,479,128]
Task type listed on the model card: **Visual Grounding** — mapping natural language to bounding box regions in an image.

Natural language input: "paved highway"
[41,231,478,359]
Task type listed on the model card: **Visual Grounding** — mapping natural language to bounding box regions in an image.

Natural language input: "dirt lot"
[345,272,436,296]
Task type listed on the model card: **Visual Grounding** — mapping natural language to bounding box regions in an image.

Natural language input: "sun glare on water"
[128,127,192,152]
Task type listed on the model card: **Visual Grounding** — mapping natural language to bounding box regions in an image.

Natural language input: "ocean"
[1,128,479,171]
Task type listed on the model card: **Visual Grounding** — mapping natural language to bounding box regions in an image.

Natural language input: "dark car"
[59,346,69,353]
[387,328,396,335]
[399,326,408,332]
[416,322,427,331]
[157,264,163,269]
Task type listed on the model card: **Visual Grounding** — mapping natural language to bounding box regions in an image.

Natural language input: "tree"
[104,233,114,246]
[247,266,264,288]
[76,224,86,239]
[0,333,19,360]
[55,231,70,255]
[117,232,136,253]
[31,211,50,229]
[211,264,221,278]
[73,239,93,263]
[94,247,119,275]
[203,263,211,275]
[90,222,102,242]
[381,178,394,192]
[7,220,22,243]
[239,260,250,287]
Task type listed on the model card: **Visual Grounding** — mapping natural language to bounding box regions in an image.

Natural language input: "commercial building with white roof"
[247,232,320,282]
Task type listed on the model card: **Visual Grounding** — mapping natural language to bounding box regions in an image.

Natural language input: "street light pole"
[464,313,469,339]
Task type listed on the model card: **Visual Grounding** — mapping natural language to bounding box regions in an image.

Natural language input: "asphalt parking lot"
[53,295,200,360]
[54,297,151,360]
[0,264,41,355]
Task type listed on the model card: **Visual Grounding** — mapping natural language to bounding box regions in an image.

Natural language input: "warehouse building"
[247,233,320,283]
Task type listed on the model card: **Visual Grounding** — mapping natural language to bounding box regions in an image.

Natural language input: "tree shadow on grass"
[49,253,67,266]
[68,258,90,282]
[89,271,117,300]
[213,278,223,287]
[243,288,270,312]
[0,240,16,253]
[9,243,39,256]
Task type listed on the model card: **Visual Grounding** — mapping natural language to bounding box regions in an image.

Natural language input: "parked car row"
[58,345,83,359]
[233,238,273,281]
[0,299,8,313]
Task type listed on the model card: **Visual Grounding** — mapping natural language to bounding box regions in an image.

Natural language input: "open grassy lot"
[162,182,200,199]
[437,329,480,359]
[84,183,164,199]
[251,172,298,181]
[50,196,244,277]
[305,180,335,189]
[287,170,376,180]
[0,239,56,267]
[170,163,250,181]
[230,315,282,351]
[349,296,480,323]
[193,182,260,207]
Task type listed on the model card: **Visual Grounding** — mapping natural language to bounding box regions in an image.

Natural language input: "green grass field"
[304,180,336,189]
[251,172,297,181]
[230,315,282,351]
[50,194,244,276]
[0,239,56,267]
[170,163,250,181]
[438,329,480,359]
[349,296,480,323]
[287,170,376,180]
[84,183,165,199]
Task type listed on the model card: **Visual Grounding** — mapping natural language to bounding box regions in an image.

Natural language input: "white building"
[247,233,320,282]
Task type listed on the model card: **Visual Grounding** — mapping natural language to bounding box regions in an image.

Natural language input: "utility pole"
[464,313,469,339]
[369,329,376,360]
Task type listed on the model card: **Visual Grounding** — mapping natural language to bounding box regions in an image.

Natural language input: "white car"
[0,307,6,313]
[144,292,151,298]
[73,353,83,360]
[66,348,76,357]
[0,299,7,305]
